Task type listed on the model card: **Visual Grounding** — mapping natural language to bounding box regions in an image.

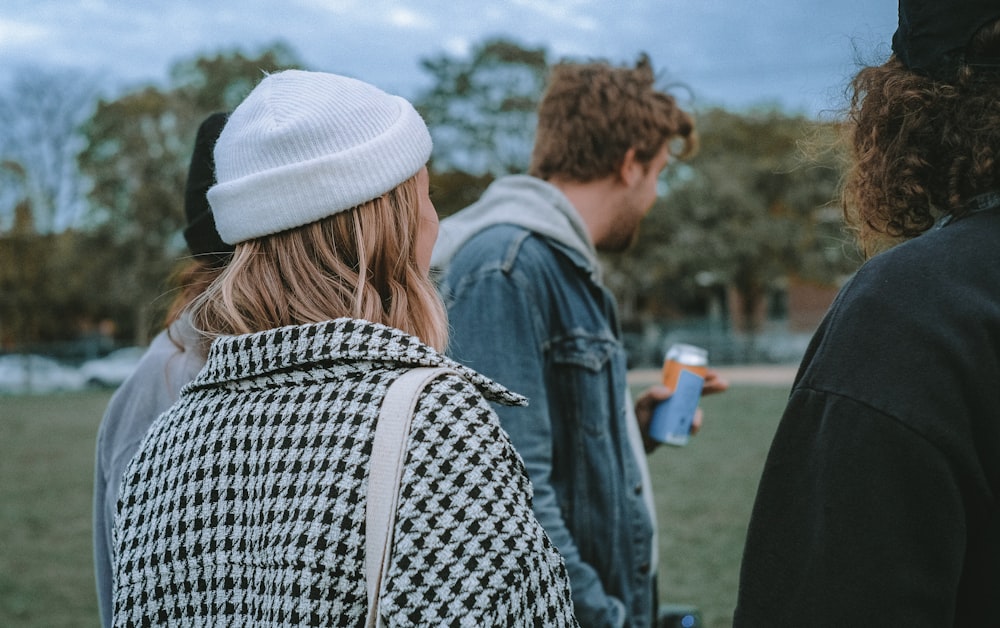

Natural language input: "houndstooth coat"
[113,318,578,627]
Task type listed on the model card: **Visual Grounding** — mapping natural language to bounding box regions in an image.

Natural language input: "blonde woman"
[112,70,577,627]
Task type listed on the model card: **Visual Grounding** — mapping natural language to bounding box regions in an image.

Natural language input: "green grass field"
[0,383,789,628]
[648,385,789,627]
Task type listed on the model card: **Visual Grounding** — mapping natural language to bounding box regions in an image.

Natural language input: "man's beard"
[596,217,641,253]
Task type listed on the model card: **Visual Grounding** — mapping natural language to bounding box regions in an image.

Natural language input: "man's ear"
[618,147,642,186]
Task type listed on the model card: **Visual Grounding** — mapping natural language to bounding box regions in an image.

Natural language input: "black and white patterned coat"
[113,318,578,627]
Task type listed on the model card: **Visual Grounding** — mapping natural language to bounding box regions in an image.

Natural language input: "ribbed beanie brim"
[207,70,432,245]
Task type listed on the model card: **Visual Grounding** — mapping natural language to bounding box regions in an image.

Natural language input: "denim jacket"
[433,176,656,628]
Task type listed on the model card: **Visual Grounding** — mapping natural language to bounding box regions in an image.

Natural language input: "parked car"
[80,347,145,388]
[0,354,87,394]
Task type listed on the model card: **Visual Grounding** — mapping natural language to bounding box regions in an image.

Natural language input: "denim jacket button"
[639,562,650,574]
[633,483,642,495]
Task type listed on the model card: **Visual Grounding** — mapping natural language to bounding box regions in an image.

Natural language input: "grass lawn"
[1,389,112,628]
[648,384,789,628]
[0,383,789,628]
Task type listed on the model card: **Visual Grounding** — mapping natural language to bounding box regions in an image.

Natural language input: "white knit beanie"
[207,69,433,244]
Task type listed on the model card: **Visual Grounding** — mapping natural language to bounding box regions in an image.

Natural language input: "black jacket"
[735,208,1000,626]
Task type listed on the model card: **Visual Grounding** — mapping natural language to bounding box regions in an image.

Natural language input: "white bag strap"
[365,367,453,628]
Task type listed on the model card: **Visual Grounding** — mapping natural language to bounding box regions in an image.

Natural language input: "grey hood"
[430,175,601,281]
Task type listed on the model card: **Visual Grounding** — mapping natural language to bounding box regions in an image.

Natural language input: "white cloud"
[511,0,599,32]
[443,36,471,58]
[0,18,47,47]
[295,0,361,16]
[387,7,431,29]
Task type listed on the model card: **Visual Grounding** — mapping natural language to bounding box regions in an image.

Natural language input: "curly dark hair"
[843,19,1000,256]
[529,54,696,182]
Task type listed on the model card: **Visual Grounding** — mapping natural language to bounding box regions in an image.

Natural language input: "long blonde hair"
[189,172,448,350]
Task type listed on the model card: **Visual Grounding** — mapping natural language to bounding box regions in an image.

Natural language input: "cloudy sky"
[1,0,898,118]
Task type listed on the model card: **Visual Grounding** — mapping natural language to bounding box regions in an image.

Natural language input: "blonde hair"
[189,173,448,350]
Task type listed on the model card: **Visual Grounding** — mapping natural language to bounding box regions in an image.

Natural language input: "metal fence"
[623,318,813,368]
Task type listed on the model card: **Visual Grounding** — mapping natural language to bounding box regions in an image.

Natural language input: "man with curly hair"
[433,55,727,628]
[735,1,1000,625]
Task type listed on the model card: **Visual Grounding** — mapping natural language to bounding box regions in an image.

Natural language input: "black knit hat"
[892,0,1000,80]
[183,112,235,258]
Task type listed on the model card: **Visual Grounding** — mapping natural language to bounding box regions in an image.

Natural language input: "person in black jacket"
[735,1,1000,626]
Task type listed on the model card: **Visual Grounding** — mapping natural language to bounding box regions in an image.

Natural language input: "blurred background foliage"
[0,38,862,360]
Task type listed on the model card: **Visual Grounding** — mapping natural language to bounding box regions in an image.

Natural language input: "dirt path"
[627,365,798,387]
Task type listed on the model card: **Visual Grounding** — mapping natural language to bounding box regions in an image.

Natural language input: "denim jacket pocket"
[549,332,621,438]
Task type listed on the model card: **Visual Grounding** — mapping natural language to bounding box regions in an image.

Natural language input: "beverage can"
[649,343,708,446]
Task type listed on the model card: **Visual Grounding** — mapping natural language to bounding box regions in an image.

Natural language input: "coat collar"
[187,317,525,406]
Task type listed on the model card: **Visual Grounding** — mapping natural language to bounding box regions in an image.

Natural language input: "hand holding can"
[648,343,708,446]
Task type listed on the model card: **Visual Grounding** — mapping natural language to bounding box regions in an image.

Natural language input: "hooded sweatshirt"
[431,175,601,282]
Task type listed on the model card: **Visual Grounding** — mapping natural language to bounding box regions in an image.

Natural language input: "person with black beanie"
[735,1,1000,625]
[92,112,232,628]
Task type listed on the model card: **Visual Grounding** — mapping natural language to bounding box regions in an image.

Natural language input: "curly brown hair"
[843,19,1000,256]
[529,54,696,182]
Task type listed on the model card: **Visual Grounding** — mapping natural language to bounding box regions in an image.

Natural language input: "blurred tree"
[415,38,549,176]
[0,199,46,349]
[78,87,191,344]
[77,44,303,344]
[428,170,495,219]
[608,107,861,345]
[0,66,99,233]
[0,211,112,352]
[169,41,302,113]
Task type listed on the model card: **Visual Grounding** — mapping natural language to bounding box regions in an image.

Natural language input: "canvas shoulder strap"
[365,366,454,628]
